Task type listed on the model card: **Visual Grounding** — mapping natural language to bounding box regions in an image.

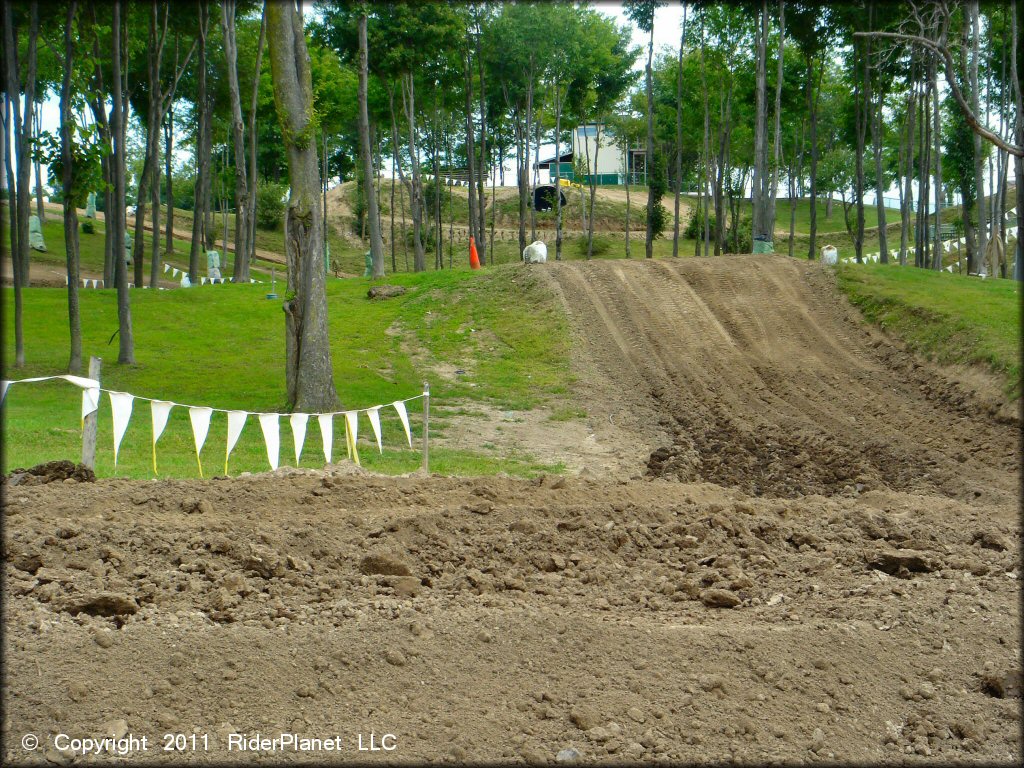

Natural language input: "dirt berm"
[2,255,1020,765]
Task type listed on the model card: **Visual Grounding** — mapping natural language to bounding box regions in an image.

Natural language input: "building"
[536,123,645,186]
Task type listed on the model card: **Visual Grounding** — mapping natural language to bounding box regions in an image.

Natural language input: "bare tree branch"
[855,29,1023,156]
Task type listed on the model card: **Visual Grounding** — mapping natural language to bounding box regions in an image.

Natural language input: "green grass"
[836,261,1022,399]
[2,260,570,479]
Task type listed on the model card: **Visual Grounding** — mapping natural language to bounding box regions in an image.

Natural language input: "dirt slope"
[542,256,1018,503]
[2,255,1020,766]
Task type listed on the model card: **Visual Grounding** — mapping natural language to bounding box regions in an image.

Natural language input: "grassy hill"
[2,263,572,479]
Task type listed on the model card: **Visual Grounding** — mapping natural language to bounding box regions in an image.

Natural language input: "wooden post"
[81,356,101,470]
[422,380,430,474]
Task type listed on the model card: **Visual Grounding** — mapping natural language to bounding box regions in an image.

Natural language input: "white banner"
[318,413,333,464]
[367,407,383,453]
[393,400,412,447]
[290,412,308,465]
[150,400,174,473]
[189,406,214,477]
[164,263,170,273]
[259,413,280,470]
[172,268,180,277]
[0,380,9,404]
[109,392,135,468]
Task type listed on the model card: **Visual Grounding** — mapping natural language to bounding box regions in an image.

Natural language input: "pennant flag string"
[4,375,428,474]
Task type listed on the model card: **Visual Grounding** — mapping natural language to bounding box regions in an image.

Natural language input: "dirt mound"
[3,472,1020,763]
[5,459,96,486]
[542,256,1018,501]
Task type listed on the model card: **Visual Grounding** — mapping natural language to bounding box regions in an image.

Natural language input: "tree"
[3,0,40,366]
[188,0,212,283]
[222,0,252,282]
[110,0,135,363]
[357,10,384,277]
[625,0,664,259]
[267,0,339,411]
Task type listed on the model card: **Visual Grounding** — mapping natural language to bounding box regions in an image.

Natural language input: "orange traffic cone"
[469,236,481,269]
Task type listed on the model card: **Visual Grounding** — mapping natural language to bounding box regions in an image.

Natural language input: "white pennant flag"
[109,392,135,469]
[344,410,360,465]
[201,277,208,285]
[290,412,309,465]
[189,406,214,477]
[1,380,10,404]
[259,413,280,471]
[164,262,170,273]
[172,268,180,277]
[150,400,174,474]
[393,400,412,448]
[318,413,333,464]
[82,278,88,288]
[367,407,383,453]
[225,410,247,474]
[81,387,100,423]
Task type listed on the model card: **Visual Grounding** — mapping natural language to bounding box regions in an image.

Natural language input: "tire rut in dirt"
[547,256,1018,500]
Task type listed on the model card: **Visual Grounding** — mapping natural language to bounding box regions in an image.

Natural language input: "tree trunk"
[400,72,425,272]
[189,0,210,283]
[6,0,39,296]
[587,123,603,257]
[475,23,488,265]
[751,0,771,247]
[33,109,45,222]
[644,24,656,259]
[806,54,820,260]
[61,1,82,374]
[222,0,251,282]
[531,116,540,242]
[165,107,174,254]
[899,57,917,267]
[357,13,384,278]
[854,26,868,263]
[789,115,805,259]
[1012,0,1023,280]
[111,0,135,363]
[872,81,888,263]
[931,52,943,270]
[673,5,687,258]
[247,9,266,268]
[464,48,479,252]
[769,0,785,246]
[968,0,987,271]
[554,78,563,261]
[625,135,632,258]
[2,24,24,365]
[266,0,339,412]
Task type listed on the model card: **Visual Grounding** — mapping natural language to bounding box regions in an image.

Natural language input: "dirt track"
[3,256,1020,765]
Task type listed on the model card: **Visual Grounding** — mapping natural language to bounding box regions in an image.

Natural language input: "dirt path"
[2,255,1020,765]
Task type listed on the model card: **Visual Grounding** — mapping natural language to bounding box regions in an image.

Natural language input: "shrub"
[685,206,716,240]
[81,219,95,235]
[575,234,612,258]
[255,181,287,231]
